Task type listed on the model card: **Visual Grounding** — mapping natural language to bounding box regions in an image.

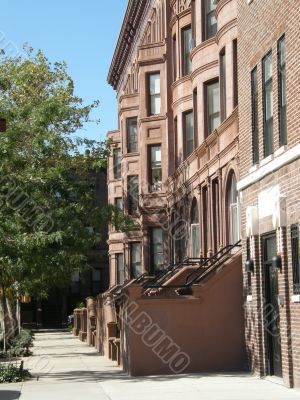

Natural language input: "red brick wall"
[238,0,300,388]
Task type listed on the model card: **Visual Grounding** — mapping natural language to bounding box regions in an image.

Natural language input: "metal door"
[263,234,282,377]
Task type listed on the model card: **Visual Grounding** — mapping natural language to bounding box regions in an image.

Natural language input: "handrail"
[144,240,242,290]
[142,256,207,289]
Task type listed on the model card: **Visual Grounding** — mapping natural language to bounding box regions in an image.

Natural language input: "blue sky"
[0,0,128,141]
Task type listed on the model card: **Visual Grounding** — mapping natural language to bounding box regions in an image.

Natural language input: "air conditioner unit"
[246,206,259,237]
[272,196,286,229]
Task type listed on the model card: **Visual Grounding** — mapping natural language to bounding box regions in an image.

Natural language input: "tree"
[0,48,129,347]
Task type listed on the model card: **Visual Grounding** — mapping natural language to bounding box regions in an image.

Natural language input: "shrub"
[0,361,31,383]
[0,330,34,358]
[8,330,34,357]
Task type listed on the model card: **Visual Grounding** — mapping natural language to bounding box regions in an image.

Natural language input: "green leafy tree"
[0,48,131,348]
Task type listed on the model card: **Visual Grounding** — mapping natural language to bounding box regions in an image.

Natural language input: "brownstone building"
[96,0,246,376]
[237,0,300,388]
[82,0,300,387]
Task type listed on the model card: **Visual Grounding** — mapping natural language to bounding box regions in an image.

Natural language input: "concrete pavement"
[0,330,300,400]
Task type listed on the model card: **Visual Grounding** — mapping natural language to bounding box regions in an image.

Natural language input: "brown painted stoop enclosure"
[87,244,247,376]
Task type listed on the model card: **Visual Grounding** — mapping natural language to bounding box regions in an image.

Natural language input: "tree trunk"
[0,287,18,352]
[0,287,7,352]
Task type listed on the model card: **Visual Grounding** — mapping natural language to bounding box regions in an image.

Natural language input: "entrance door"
[263,234,282,377]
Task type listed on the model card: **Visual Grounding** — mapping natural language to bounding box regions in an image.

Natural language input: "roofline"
[107,0,148,91]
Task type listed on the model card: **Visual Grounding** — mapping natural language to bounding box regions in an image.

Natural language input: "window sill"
[274,145,287,158]
[249,164,258,173]
[291,294,300,303]
[259,154,273,167]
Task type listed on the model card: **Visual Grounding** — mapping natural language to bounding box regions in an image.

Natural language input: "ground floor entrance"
[263,233,282,378]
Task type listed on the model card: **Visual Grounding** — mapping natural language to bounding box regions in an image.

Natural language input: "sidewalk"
[1,331,300,400]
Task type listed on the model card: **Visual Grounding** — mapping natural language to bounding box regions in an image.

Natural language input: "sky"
[0,0,128,142]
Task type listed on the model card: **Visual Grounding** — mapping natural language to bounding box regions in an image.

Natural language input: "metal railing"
[142,256,210,290]
[143,240,242,290]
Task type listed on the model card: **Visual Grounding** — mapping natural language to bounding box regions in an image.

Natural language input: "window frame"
[147,72,161,116]
[116,253,125,285]
[150,227,164,275]
[127,175,139,215]
[233,39,238,108]
[181,24,192,76]
[113,148,122,180]
[183,109,195,158]
[291,224,300,294]
[277,35,287,147]
[220,48,227,122]
[262,50,274,158]
[251,67,259,164]
[173,34,177,82]
[148,144,162,193]
[204,78,220,138]
[126,117,138,153]
[130,242,142,279]
[202,0,217,41]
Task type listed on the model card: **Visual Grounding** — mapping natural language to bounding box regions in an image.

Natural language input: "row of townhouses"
[73,0,300,389]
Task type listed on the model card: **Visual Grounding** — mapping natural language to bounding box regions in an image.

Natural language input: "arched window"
[190,198,200,258]
[227,172,239,244]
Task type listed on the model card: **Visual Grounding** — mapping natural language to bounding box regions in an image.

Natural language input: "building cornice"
[107,0,148,90]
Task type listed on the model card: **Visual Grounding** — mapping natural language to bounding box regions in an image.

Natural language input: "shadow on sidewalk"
[0,391,20,400]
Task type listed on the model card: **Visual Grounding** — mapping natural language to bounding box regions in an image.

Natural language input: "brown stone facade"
[94,0,247,376]
[237,0,300,388]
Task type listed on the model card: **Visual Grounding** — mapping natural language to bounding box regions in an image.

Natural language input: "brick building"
[237,0,300,388]
[95,0,246,376]
[82,0,300,387]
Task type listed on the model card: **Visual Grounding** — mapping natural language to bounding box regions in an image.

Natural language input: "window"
[220,48,226,121]
[291,224,300,294]
[202,187,208,256]
[278,35,286,147]
[127,117,138,153]
[190,199,200,258]
[263,51,273,157]
[205,80,220,137]
[92,269,101,294]
[203,0,217,40]
[148,72,161,115]
[113,148,121,179]
[150,227,164,274]
[182,25,192,76]
[191,0,196,43]
[174,117,178,168]
[212,178,219,253]
[173,35,177,82]
[251,67,259,164]
[193,88,198,148]
[71,271,80,294]
[116,253,124,285]
[183,110,194,158]
[130,242,142,279]
[149,145,162,192]
[227,172,239,244]
[128,175,139,214]
[233,39,238,107]
[246,238,252,295]
[115,197,123,210]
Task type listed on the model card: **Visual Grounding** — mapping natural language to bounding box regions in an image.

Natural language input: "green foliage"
[0,47,112,298]
[75,302,85,309]
[0,361,31,383]
[0,329,34,358]
[8,330,34,357]
[100,205,140,233]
